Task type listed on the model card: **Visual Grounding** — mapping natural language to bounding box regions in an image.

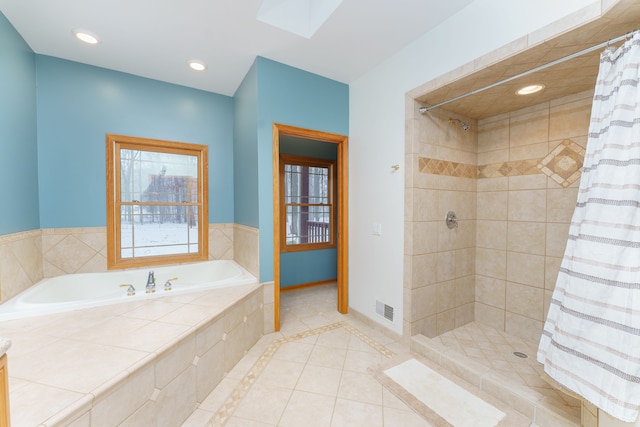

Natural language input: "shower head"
[449,118,470,131]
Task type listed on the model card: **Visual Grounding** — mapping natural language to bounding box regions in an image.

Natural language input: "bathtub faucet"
[146,271,156,294]
[119,284,135,296]
[164,277,178,291]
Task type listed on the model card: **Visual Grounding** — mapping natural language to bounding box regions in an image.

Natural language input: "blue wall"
[0,13,350,287]
[233,61,259,228]
[0,13,39,234]
[255,57,349,282]
[36,56,235,228]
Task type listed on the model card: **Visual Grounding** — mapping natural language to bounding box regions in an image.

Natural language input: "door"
[272,123,348,331]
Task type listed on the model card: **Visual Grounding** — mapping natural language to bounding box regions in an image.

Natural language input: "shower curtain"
[537,30,640,422]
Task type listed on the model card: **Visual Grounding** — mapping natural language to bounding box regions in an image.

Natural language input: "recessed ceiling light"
[516,84,545,95]
[73,30,99,45]
[188,60,207,71]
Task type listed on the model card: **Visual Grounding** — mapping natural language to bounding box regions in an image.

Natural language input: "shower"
[448,117,470,131]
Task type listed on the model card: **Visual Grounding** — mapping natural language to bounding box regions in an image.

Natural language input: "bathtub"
[0,260,257,321]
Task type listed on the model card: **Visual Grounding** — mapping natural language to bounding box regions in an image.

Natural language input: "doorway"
[272,123,348,331]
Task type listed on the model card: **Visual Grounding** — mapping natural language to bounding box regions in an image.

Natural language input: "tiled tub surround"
[1,282,264,426]
[0,230,43,302]
[232,224,260,282]
[0,223,260,303]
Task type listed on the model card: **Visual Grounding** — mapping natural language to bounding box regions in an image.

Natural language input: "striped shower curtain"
[537,30,640,422]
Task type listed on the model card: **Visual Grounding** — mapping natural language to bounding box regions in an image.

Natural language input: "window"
[280,154,335,252]
[107,134,208,269]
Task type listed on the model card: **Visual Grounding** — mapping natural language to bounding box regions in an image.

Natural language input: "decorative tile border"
[477,158,540,179]
[419,138,583,183]
[418,158,476,179]
[209,321,395,426]
[419,156,542,179]
[342,322,395,358]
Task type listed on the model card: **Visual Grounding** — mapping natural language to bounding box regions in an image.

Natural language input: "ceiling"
[415,0,640,120]
[0,0,474,96]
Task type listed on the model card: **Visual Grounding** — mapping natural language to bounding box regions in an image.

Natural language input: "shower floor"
[430,322,581,421]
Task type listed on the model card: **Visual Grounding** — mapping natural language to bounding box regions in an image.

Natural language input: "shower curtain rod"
[419,30,637,114]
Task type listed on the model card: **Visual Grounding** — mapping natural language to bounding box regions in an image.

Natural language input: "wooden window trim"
[279,154,336,253]
[106,134,208,269]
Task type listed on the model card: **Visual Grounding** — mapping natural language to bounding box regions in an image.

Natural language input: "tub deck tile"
[4,281,263,427]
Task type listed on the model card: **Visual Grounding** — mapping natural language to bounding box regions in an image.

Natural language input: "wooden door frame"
[272,123,348,331]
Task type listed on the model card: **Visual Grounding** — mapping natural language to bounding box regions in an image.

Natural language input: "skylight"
[256,0,344,39]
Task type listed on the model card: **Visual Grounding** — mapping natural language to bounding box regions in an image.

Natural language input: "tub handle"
[119,284,136,296]
[164,277,178,291]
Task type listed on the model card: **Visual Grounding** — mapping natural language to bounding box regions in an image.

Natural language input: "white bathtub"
[0,260,257,321]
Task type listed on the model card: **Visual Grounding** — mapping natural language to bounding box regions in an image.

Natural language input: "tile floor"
[181,283,433,427]
[432,322,581,418]
[183,283,576,427]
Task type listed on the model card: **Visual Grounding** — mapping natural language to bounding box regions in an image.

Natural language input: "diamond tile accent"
[537,139,585,187]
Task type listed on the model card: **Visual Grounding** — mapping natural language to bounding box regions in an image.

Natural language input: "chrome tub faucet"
[146,271,156,293]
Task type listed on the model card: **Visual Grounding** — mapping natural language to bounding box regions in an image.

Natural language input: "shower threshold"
[410,322,580,426]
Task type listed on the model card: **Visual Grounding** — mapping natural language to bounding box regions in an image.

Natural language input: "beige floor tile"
[198,377,239,412]
[299,313,337,329]
[194,285,436,427]
[254,358,304,389]
[337,371,383,405]
[307,344,347,370]
[330,398,383,427]
[295,364,342,396]
[273,340,314,363]
[225,416,275,426]
[383,407,433,426]
[225,354,260,381]
[246,332,284,354]
[279,390,335,427]
[382,387,411,410]
[343,348,383,373]
[294,333,320,345]
[347,334,379,353]
[315,327,351,349]
[179,408,214,427]
[232,383,292,425]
